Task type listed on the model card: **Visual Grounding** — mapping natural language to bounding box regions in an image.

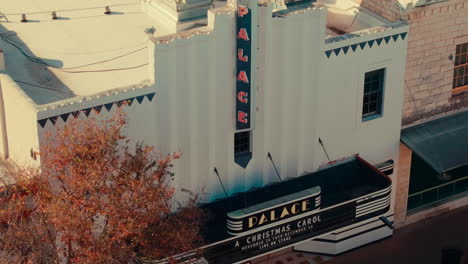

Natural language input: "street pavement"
[324,205,468,264]
[261,205,468,264]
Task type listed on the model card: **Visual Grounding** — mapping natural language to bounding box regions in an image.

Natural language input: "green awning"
[401,110,468,173]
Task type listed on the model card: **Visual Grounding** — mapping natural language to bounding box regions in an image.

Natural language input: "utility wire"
[13,79,75,95]
[0,33,149,73]
[3,3,139,16]
[56,46,148,70]
[53,63,149,73]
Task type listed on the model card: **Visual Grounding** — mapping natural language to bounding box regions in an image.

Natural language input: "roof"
[401,110,468,173]
[0,0,173,105]
[200,156,391,244]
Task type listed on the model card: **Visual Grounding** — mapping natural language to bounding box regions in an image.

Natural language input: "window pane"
[458,76,464,87]
[462,43,468,53]
[362,68,384,119]
[461,54,467,65]
[455,55,461,66]
[235,131,250,153]
[456,44,462,54]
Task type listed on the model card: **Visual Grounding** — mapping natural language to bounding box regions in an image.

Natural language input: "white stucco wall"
[0,73,40,166]
[31,3,408,208]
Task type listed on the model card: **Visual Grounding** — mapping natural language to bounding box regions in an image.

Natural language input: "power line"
[2,3,139,16]
[13,79,75,95]
[0,33,149,72]
[53,63,148,73]
[58,46,148,70]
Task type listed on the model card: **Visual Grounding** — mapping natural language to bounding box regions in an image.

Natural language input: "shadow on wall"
[0,23,75,105]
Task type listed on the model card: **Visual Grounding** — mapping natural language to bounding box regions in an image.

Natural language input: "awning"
[401,110,468,173]
[195,155,392,264]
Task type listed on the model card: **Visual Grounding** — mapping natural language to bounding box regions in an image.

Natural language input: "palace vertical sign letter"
[236,5,252,130]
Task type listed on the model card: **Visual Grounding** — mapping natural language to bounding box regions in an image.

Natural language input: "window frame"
[452,42,468,95]
[362,68,386,121]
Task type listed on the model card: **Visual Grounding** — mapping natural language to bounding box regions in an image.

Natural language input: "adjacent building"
[373,0,468,229]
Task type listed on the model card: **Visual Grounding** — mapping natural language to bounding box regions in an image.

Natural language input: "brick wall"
[352,0,404,22]
[403,0,468,125]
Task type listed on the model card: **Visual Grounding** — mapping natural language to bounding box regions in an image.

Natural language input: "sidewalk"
[260,205,468,264]
[324,205,468,264]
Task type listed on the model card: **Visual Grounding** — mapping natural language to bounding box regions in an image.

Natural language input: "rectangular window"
[362,68,385,120]
[234,131,251,154]
[452,43,468,94]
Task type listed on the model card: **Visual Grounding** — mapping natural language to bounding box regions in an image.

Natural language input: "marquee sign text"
[227,187,321,235]
[236,5,252,130]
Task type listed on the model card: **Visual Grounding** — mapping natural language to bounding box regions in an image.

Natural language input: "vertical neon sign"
[236,4,251,130]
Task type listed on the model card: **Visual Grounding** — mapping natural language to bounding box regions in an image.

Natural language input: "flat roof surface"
[200,156,391,243]
[0,0,172,105]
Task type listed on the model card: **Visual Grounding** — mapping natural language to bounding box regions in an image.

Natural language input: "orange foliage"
[0,109,204,264]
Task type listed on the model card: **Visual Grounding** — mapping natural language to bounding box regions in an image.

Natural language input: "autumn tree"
[0,109,204,264]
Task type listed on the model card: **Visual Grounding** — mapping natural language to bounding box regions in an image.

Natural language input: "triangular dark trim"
[351,44,358,52]
[93,105,103,113]
[325,50,332,58]
[117,100,124,107]
[400,32,407,40]
[127,98,134,107]
[368,39,375,48]
[384,36,391,44]
[333,48,341,56]
[60,113,70,123]
[376,38,383,46]
[104,103,113,112]
[83,108,92,117]
[359,42,367,50]
[146,93,155,102]
[136,95,145,104]
[342,46,350,54]
[49,116,58,125]
[392,34,399,42]
[71,111,80,118]
[38,119,48,128]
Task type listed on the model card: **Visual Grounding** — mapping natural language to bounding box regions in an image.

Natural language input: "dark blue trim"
[376,38,383,46]
[324,32,408,59]
[333,48,341,56]
[384,36,391,44]
[104,103,113,111]
[60,113,69,122]
[359,42,367,50]
[37,92,156,127]
[400,32,407,40]
[235,152,252,168]
[342,46,350,54]
[38,119,47,128]
[362,114,382,122]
